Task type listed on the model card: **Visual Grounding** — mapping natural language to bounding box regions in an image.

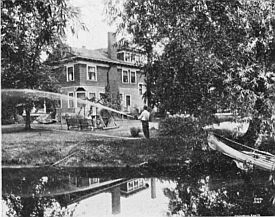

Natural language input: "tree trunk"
[25,108,31,130]
[239,116,261,147]
[239,98,266,147]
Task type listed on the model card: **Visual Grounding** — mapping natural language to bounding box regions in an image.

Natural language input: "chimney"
[107,32,117,60]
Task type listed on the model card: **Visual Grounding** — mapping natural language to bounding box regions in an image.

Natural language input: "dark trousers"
[142,121,149,138]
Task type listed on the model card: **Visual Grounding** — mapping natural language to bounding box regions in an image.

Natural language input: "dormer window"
[67,66,74,81]
[125,52,131,62]
[117,52,124,61]
[131,53,135,63]
[87,65,97,81]
[117,49,146,64]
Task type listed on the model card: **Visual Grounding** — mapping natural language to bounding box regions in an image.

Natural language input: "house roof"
[62,47,140,68]
[71,47,112,63]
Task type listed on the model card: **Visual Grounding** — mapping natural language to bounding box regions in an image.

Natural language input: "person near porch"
[138,105,150,138]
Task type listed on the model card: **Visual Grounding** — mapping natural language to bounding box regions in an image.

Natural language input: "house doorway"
[76,87,86,108]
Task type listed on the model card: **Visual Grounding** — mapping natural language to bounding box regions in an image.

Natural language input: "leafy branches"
[1,0,86,89]
[105,0,275,120]
[1,0,87,129]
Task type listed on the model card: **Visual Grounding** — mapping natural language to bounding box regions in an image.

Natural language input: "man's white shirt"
[138,110,150,121]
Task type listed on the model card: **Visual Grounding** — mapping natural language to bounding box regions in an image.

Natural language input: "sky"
[66,0,116,50]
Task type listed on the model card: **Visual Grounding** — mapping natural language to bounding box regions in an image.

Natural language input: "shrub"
[2,118,15,125]
[15,114,24,124]
[159,116,201,136]
[159,116,209,162]
[130,127,141,137]
[259,136,275,154]
[159,116,207,143]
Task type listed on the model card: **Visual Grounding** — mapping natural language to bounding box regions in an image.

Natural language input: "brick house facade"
[58,33,146,116]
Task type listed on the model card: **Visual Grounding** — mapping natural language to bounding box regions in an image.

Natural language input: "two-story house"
[58,32,146,116]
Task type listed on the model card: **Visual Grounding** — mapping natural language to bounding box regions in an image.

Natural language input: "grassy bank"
[2,122,236,172]
[2,122,188,167]
[2,130,192,167]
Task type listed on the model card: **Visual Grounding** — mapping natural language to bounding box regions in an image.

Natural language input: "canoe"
[208,133,275,172]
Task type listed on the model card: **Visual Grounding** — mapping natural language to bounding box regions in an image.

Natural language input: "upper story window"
[122,68,137,84]
[130,71,136,83]
[117,50,145,64]
[131,53,136,63]
[87,65,97,81]
[122,70,129,83]
[117,52,124,61]
[125,52,131,62]
[67,66,74,81]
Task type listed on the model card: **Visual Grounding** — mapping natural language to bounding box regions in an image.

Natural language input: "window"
[130,71,136,83]
[126,95,131,107]
[125,52,130,62]
[139,179,144,187]
[128,182,133,191]
[67,66,74,81]
[76,92,86,107]
[87,66,96,81]
[100,93,105,99]
[122,70,129,83]
[68,92,74,108]
[89,178,99,185]
[134,180,139,189]
[89,92,96,100]
[117,52,124,61]
[136,55,141,64]
[138,84,143,95]
[131,53,135,62]
[122,69,137,84]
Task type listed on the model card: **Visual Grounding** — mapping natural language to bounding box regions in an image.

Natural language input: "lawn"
[2,120,170,167]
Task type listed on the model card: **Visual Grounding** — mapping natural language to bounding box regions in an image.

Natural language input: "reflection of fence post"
[151,178,156,199]
[111,186,121,215]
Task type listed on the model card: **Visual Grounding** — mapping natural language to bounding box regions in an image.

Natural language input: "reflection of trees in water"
[164,172,275,216]
[3,177,77,217]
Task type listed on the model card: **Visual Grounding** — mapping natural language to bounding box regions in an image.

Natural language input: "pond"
[2,167,275,216]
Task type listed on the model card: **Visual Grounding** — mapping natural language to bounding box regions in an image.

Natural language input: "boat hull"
[208,134,275,171]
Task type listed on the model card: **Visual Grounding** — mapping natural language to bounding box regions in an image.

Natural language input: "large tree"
[1,0,86,129]
[106,0,275,143]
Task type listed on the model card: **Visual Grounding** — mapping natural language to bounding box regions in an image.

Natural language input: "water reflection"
[164,172,275,216]
[2,168,275,216]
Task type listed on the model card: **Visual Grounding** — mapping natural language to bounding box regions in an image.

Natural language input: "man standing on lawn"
[138,105,150,138]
